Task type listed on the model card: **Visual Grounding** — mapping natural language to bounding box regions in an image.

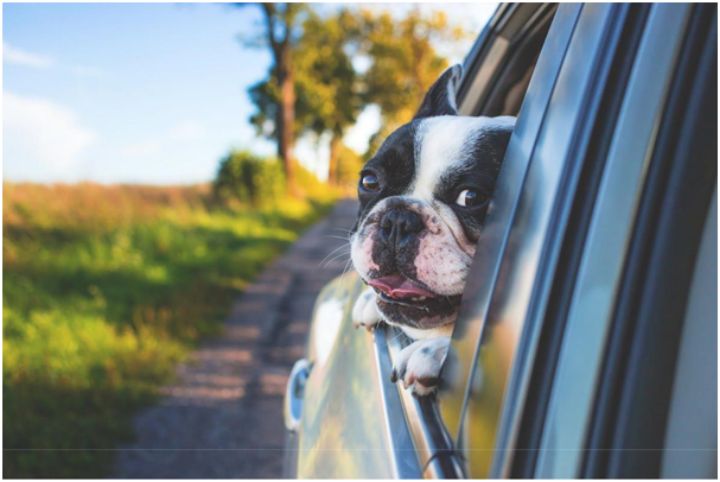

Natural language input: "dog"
[350,64,515,395]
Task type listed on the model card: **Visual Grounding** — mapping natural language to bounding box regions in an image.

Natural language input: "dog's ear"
[413,64,463,119]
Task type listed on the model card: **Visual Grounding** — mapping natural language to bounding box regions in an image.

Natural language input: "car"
[283,3,717,478]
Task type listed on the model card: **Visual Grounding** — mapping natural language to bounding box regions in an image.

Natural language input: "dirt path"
[113,200,358,478]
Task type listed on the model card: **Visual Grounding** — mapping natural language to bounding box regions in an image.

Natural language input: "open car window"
[378,4,559,478]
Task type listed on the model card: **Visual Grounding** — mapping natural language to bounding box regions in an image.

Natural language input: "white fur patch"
[351,287,382,330]
[414,231,472,296]
[350,227,379,276]
[409,116,500,201]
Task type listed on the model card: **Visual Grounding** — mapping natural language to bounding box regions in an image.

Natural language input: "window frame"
[375,4,564,478]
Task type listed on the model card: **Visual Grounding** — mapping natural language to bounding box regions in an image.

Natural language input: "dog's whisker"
[319,244,351,266]
[322,243,350,258]
[340,256,354,277]
[320,252,351,269]
[322,234,351,241]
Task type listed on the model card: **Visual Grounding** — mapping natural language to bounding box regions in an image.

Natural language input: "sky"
[3,3,497,185]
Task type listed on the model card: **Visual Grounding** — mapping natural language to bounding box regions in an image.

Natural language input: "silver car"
[285,3,717,478]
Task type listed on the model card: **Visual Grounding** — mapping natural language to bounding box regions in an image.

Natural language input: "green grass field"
[3,182,336,478]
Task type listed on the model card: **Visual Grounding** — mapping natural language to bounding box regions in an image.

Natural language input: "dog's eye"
[360,173,380,192]
[455,189,481,207]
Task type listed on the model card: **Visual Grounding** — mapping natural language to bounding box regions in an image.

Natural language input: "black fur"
[413,64,461,119]
[354,64,463,232]
[352,63,514,331]
[369,197,423,280]
[354,123,417,232]
[437,125,513,242]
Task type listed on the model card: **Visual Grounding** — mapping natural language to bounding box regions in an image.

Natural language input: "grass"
[2,182,338,478]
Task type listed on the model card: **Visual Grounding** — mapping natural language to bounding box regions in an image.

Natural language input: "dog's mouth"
[368,274,436,301]
[367,274,462,326]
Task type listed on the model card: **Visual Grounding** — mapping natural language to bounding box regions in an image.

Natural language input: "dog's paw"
[352,287,382,331]
[391,337,450,396]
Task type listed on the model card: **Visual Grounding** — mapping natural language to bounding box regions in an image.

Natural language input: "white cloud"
[4,43,55,69]
[4,42,106,80]
[4,92,95,180]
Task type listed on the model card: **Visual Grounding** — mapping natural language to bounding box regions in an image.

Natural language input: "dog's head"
[350,64,515,332]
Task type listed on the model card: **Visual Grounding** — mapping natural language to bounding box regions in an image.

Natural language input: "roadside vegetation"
[3,4,464,477]
[3,178,337,477]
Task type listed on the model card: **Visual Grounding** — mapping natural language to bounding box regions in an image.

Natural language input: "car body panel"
[438,3,576,450]
[297,273,423,478]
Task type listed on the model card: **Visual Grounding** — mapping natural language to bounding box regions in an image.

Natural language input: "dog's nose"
[379,209,424,247]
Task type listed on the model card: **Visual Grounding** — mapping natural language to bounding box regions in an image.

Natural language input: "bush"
[213,149,345,206]
[213,150,285,206]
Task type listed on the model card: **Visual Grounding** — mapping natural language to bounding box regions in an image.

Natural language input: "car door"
[440,3,716,478]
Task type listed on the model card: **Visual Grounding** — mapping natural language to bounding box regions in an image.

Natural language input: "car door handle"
[284,358,311,432]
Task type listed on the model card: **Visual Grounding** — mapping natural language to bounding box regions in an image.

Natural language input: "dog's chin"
[372,286,463,331]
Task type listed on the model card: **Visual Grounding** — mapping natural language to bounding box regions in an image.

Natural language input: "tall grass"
[3,182,337,477]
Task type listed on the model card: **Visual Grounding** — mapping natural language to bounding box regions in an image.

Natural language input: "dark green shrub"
[213,150,285,206]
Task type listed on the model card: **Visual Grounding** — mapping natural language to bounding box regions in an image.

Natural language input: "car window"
[376,5,560,477]
[455,5,624,477]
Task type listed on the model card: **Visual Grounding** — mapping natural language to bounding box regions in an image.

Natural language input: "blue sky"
[4,3,496,184]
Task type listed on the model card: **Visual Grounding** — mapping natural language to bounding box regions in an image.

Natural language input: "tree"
[249,9,363,186]
[244,4,307,195]
[293,9,363,185]
[245,5,465,182]
[358,8,466,155]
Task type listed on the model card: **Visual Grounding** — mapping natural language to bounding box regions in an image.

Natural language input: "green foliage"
[293,9,362,138]
[244,4,310,142]
[3,183,335,477]
[213,150,285,206]
[359,8,466,128]
[247,6,466,168]
[213,150,339,205]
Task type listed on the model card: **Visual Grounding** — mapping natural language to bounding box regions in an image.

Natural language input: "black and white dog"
[350,64,515,395]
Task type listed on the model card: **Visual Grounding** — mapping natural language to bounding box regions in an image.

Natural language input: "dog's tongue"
[368,274,436,299]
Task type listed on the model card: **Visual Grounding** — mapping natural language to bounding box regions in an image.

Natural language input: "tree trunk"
[276,49,298,196]
[327,133,341,185]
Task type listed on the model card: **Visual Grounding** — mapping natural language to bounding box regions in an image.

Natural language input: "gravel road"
[113,199,358,478]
